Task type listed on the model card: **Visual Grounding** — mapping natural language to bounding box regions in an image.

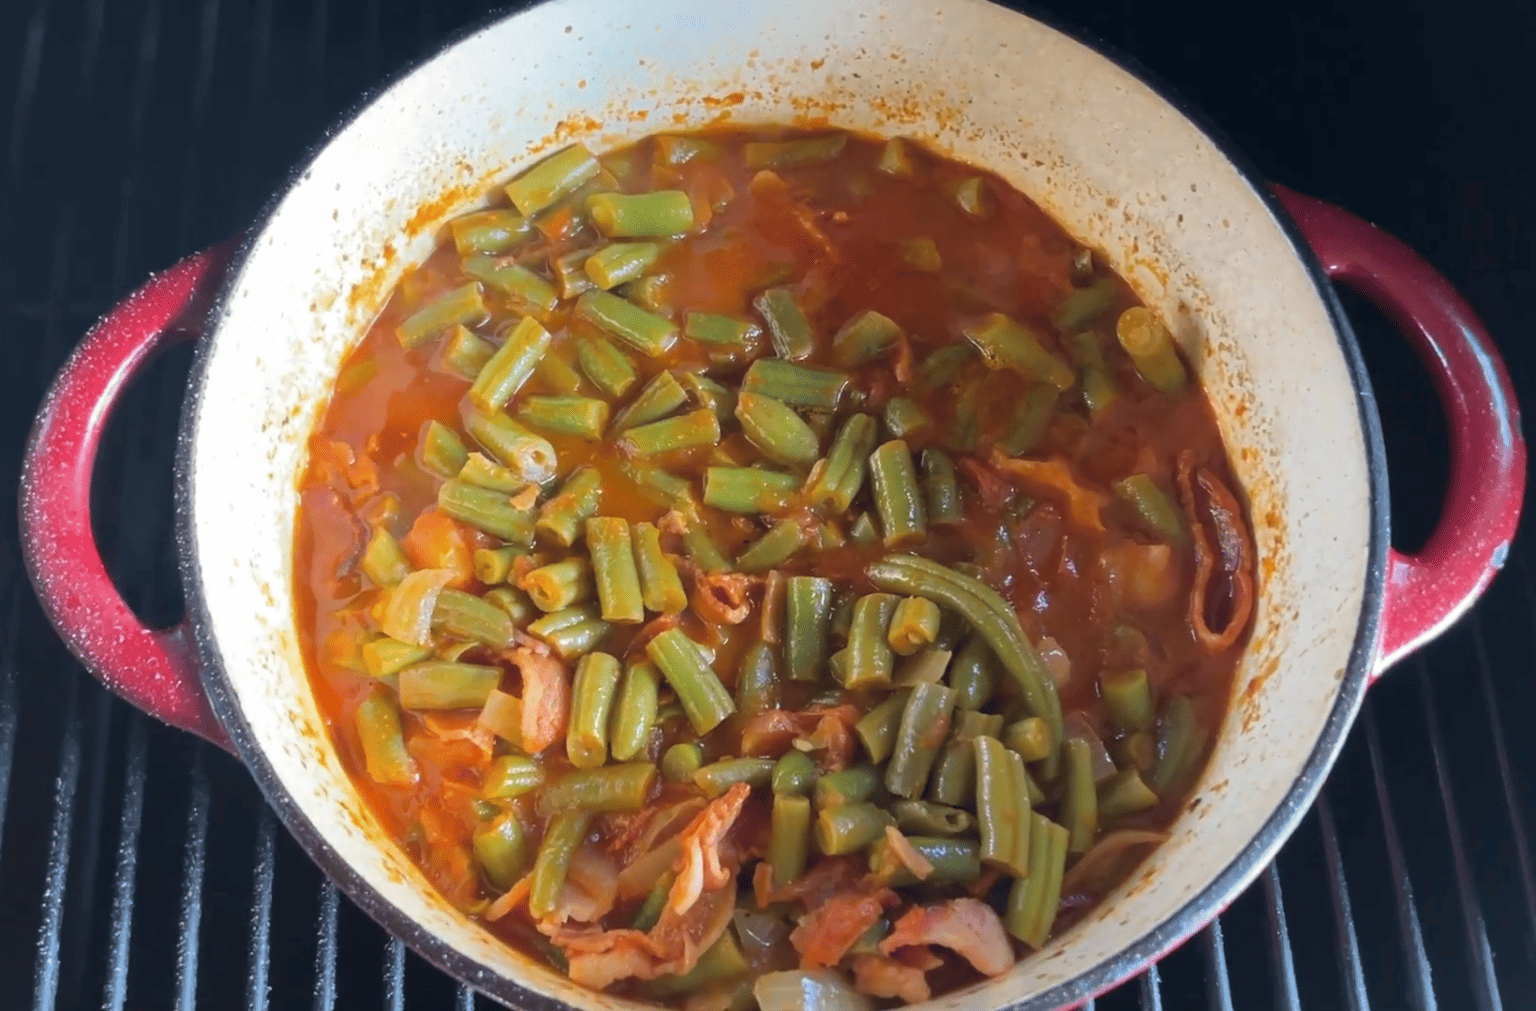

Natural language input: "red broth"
[294,129,1254,1004]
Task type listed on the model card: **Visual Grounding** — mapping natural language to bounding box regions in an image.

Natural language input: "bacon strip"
[1176,451,1255,653]
[880,898,1014,977]
[669,782,751,916]
[789,881,898,969]
[852,953,932,1003]
[689,568,761,625]
[989,451,1108,533]
[509,648,569,754]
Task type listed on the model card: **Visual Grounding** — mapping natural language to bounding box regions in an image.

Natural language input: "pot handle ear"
[20,242,239,751]
[1273,185,1525,676]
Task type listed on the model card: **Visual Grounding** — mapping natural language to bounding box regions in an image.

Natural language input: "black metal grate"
[1,1,1531,1008]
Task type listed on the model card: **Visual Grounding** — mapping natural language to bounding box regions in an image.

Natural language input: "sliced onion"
[1037,636,1072,688]
[616,835,682,900]
[754,970,873,1011]
[380,568,454,645]
[1060,828,1169,898]
[1063,712,1117,783]
[733,909,792,972]
[476,689,522,745]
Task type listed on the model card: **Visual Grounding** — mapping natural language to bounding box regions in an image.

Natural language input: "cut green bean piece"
[587,191,695,238]
[887,597,941,656]
[1102,668,1155,732]
[735,520,806,574]
[1061,737,1099,853]
[643,932,750,999]
[949,634,998,711]
[537,764,656,815]
[894,646,951,687]
[609,660,660,763]
[784,576,834,682]
[844,593,900,689]
[898,236,942,272]
[361,528,410,587]
[482,755,544,799]
[532,350,582,401]
[463,407,558,484]
[662,742,705,784]
[461,254,559,318]
[655,134,721,165]
[620,408,721,457]
[974,735,1033,877]
[891,799,973,837]
[535,466,603,547]
[814,764,883,811]
[362,637,431,679]
[951,176,990,219]
[963,313,1074,390]
[882,397,929,440]
[743,134,847,170]
[529,809,593,919]
[869,440,927,547]
[632,870,675,932]
[913,342,976,397]
[527,604,600,637]
[483,586,536,625]
[1116,306,1187,395]
[355,687,417,786]
[876,137,916,177]
[735,392,821,467]
[771,750,818,797]
[1113,474,1186,545]
[695,757,775,798]
[551,246,598,301]
[1002,717,1053,763]
[703,466,799,514]
[522,557,595,612]
[848,512,879,546]
[853,694,906,765]
[459,451,525,493]
[469,316,552,411]
[804,413,877,514]
[736,640,779,717]
[869,834,981,887]
[621,274,671,316]
[566,652,621,770]
[632,522,687,614]
[506,144,600,217]
[575,335,638,398]
[1052,277,1119,333]
[396,281,486,349]
[667,505,732,574]
[997,385,1059,457]
[1069,329,1119,414]
[685,311,760,350]
[927,736,975,808]
[741,359,848,410]
[832,310,902,368]
[815,802,893,856]
[614,371,688,431]
[439,324,494,380]
[1005,812,1068,948]
[575,289,677,358]
[919,448,962,527]
[398,661,501,711]
[886,684,955,798]
[437,479,535,544]
[1098,768,1160,819]
[647,628,735,734]
[769,794,812,888]
[753,287,816,362]
[473,813,529,890]
[518,395,609,439]
[1149,694,1202,794]
[449,208,530,255]
[434,589,517,647]
[585,242,661,290]
[677,371,737,424]
[585,517,645,623]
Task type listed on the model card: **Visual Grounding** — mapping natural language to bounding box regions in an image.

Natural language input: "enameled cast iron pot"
[18,1,1527,1007]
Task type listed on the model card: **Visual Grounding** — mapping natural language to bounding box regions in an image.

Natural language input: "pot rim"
[174,1,1391,1006]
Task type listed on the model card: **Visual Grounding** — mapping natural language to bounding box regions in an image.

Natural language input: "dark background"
[0,1,1532,1009]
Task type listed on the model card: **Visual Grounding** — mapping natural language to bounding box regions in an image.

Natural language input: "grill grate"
[1,1,1531,1009]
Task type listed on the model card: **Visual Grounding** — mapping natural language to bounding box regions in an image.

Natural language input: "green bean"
[574,335,638,398]
[869,440,928,547]
[736,640,780,716]
[662,743,705,784]
[1098,768,1160,819]
[397,661,501,710]
[506,144,600,217]
[537,764,657,815]
[614,371,688,431]
[1005,812,1068,948]
[865,553,1064,770]
[730,520,802,574]
[898,236,943,272]
[1060,737,1099,853]
[741,359,848,410]
[362,637,431,679]
[654,134,721,165]
[434,589,517,647]
[769,794,812,888]
[396,281,486,349]
[661,505,728,574]
[584,516,645,624]
[963,313,1074,390]
[829,591,856,642]
[564,651,620,770]
[642,931,749,998]
[804,414,878,514]
[535,466,603,547]
[1113,729,1156,774]
[1113,474,1186,545]
[832,309,902,368]
[753,287,816,361]
[527,603,598,638]
[461,254,559,319]
[647,628,735,735]
[459,452,525,493]
[473,813,529,890]
[620,408,722,456]
[437,479,535,544]
[891,799,973,837]
[469,315,551,411]
[632,870,675,932]
[949,634,997,710]
[678,370,738,423]
[518,395,609,439]
[628,522,686,615]
[607,660,660,763]
[483,755,544,799]
[587,191,695,237]
[551,246,598,301]
[417,420,468,478]
[1149,694,1203,793]
[703,466,798,514]
[894,646,952,687]
[927,710,1001,807]
[463,407,558,484]
[1069,329,1119,414]
[815,764,884,810]
[844,593,900,689]
[684,311,760,350]
[439,324,494,380]
[483,586,536,625]
[1116,306,1187,395]
[996,385,1059,457]
[974,735,1033,877]
[449,208,530,255]
[584,241,661,289]
[529,809,594,918]
[743,134,847,170]
[519,558,591,613]
[882,397,929,440]
[869,834,981,887]
[912,342,976,396]
[354,687,417,786]
[816,802,894,855]
[848,512,879,546]
[783,576,834,682]
[361,528,410,587]
[951,176,990,219]
[695,757,775,798]
[876,137,916,177]
[771,750,818,796]
[1052,276,1119,333]
[1101,668,1155,733]
[887,597,941,656]
[735,392,821,467]
[885,684,955,798]
[539,618,613,661]
[621,274,671,316]
[1003,717,1052,763]
[575,289,677,358]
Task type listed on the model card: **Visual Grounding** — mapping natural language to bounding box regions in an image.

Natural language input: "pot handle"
[1273,185,1525,676]
[19,242,239,751]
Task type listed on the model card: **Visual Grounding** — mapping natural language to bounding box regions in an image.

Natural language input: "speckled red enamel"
[1274,186,1527,677]
[19,242,238,751]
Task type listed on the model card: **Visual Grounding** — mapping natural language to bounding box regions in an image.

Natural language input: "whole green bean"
[614,371,688,431]
[354,687,417,786]
[505,144,599,216]
[535,466,604,547]
[586,516,645,624]
[529,809,594,918]
[769,794,812,890]
[974,734,1033,877]
[741,359,848,410]
[783,576,834,682]
[962,313,1074,390]
[832,309,902,368]
[771,750,818,796]
[869,441,928,547]
[537,764,656,815]
[449,208,530,256]
[885,684,955,798]
[753,287,816,361]
[662,742,705,784]
[1005,812,1068,948]
[735,392,821,467]
[891,799,973,837]
[575,289,678,358]
[461,254,559,319]
[585,241,661,289]
[417,420,468,478]
[483,755,544,799]
[574,334,638,398]
[816,802,894,855]
[396,281,486,349]
[647,628,735,735]
[469,315,551,411]
[620,408,722,456]
[735,520,805,574]
[519,395,610,439]
[437,479,535,545]
[868,834,981,887]
[845,594,900,689]
[587,191,695,237]
[397,661,501,711]
[703,466,798,514]
[695,757,775,798]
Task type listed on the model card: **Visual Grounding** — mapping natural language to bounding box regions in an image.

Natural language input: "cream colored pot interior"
[185,0,1373,1006]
